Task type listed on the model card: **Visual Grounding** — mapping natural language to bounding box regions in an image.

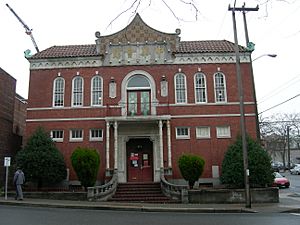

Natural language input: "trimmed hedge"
[178,154,205,189]
[71,147,100,189]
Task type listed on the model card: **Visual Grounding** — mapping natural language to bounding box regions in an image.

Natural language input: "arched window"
[91,76,103,106]
[126,75,151,116]
[53,77,65,107]
[194,73,207,103]
[174,73,187,104]
[72,76,83,106]
[214,72,227,102]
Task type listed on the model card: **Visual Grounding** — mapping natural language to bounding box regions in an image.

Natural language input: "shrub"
[178,154,205,189]
[220,135,274,188]
[15,127,67,188]
[71,147,100,190]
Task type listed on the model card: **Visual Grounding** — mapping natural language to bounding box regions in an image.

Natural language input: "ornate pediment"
[95,14,180,66]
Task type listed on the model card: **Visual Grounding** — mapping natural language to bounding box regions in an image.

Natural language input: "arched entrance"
[126,138,153,182]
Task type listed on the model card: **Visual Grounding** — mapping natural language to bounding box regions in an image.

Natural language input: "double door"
[127,138,153,182]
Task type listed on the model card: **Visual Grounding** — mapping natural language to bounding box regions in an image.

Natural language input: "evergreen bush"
[15,127,67,188]
[220,135,274,188]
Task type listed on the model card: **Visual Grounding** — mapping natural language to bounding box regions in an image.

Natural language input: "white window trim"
[196,126,211,139]
[174,73,187,104]
[52,77,65,107]
[194,73,207,104]
[213,72,227,103]
[175,127,190,139]
[89,129,103,141]
[91,75,103,106]
[69,129,83,142]
[216,126,231,138]
[71,76,84,107]
[50,130,64,142]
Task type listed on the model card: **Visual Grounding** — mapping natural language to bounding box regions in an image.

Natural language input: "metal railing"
[87,170,118,201]
[160,169,188,203]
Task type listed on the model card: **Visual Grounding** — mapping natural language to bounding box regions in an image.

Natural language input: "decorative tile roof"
[177,40,248,53]
[29,40,249,60]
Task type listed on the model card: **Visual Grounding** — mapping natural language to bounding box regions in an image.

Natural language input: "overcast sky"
[1,0,299,117]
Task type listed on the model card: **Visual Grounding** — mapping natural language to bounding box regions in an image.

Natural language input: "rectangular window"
[176,127,190,139]
[216,126,231,138]
[51,130,64,142]
[89,129,103,141]
[70,129,83,142]
[196,126,210,139]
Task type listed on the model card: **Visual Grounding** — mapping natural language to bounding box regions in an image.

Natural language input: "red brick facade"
[26,14,257,185]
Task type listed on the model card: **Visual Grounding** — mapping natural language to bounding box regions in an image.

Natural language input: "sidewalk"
[1,192,300,213]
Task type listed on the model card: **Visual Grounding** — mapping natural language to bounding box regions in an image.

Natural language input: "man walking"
[13,167,25,200]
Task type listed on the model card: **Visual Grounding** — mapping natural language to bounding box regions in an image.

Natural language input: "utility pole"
[287,126,291,170]
[228,3,258,209]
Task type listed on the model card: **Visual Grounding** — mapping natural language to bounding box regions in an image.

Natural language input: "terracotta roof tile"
[30,40,248,59]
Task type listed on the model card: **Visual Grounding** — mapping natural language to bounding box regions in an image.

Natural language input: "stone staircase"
[109,182,174,203]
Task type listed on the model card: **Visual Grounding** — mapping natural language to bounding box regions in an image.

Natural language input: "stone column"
[114,121,118,169]
[106,121,110,169]
[167,120,172,168]
[159,120,164,168]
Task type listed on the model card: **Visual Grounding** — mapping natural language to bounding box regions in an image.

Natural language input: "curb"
[0,200,258,213]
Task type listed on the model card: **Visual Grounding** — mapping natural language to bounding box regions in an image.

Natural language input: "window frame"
[53,77,65,107]
[194,73,207,103]
[69,129,83,142]
[50,130,64,142]
[216,126,231,138]
[91,75,103,106]
[174,73,187,104]
[214,72,227,103]
[72,76,84,107]
[175,127,190,139]
[196,126,211,139]
[89,128,103,141]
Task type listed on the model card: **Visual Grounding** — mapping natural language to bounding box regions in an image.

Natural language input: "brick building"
[0,68,26,185]
[26,14,257,185]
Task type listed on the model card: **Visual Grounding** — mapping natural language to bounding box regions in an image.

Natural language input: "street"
[0,205,300,225]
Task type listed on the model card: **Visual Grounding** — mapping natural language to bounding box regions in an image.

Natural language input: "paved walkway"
[1,192,300,213]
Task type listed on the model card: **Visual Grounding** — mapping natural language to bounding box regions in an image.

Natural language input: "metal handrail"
[87,170,118,201]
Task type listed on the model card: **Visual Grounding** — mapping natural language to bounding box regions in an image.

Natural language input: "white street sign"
[4,157,11,167]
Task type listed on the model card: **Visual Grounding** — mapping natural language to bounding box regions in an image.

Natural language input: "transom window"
[175,73,187,104]
[214,72,227,102]
[91,76,103,106]
[194,73,207,103]
[127,75,150,89]
[72,76,83,106]
[53,77,65,107]
[176,127,190,139]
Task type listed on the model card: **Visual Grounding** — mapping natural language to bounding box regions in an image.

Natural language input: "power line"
[258,93,300,115]
[258,74,300,104]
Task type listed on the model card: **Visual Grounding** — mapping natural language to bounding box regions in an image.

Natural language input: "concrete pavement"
[1,191,300,213]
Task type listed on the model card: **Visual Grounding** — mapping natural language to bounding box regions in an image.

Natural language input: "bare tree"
[260,113,300,166]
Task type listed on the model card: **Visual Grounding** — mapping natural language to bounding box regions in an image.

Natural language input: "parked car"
[273,172,290,188]
[271,161,284,172]
[290,164,300,175]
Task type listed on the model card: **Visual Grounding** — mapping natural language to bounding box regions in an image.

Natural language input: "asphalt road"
[1,205,300,225]
[279,171,300,194]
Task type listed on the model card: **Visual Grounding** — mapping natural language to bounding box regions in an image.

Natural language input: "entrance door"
[127,138,153,182]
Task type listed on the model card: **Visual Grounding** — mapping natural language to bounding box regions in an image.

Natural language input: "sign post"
[4,157,11,200]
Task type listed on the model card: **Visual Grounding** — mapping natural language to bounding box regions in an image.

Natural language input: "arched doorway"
[126,138,153,182]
